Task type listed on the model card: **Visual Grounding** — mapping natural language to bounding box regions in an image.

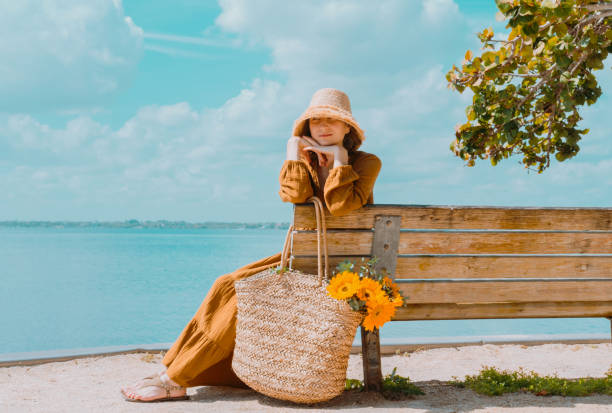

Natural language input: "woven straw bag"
[232,196,363,404]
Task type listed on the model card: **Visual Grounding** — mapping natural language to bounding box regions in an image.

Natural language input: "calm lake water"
[1,227,608,358]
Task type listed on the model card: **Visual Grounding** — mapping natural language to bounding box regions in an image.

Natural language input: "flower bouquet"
[326,257,404,331]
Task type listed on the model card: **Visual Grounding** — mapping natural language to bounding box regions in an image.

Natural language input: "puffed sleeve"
[278,159,315,203]
[323,153,381,216]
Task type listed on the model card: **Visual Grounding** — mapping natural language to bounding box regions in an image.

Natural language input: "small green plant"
[274,266,289,274]
[345,378,364,391]
[452,366,612,397]
[345,367,424,399]
[382,367,425,399]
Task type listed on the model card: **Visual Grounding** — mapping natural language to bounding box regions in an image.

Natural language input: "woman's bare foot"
[121,372,188,402]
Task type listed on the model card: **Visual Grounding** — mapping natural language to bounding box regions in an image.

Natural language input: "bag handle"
[279,196,329,285]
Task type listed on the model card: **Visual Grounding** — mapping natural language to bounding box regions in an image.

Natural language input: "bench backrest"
[289,204,612,321]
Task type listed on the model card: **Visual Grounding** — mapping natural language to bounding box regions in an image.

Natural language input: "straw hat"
[292,88,365,150]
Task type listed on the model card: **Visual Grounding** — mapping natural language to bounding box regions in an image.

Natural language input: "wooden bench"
[289,203,612,391]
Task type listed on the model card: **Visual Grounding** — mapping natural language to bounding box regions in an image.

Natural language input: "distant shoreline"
[0,220,290,229]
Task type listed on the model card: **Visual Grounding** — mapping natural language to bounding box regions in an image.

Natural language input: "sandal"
[121,374,189,403]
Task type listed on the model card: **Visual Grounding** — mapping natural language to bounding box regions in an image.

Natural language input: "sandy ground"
[1,343,611,413]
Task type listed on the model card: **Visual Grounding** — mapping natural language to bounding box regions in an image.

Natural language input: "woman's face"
[308,117,350,146]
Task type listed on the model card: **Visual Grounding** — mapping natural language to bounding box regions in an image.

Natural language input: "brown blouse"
[278,150,382,216]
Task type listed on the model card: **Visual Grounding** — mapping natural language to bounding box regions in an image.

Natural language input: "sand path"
[1,343,611,412]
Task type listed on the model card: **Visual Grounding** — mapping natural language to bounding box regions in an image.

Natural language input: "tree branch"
[544,85,564,169]
[567,51,590,77]
[575,10,612,27]
[504,72,548,78]
[580,2,612,12]
[516,64,557,110]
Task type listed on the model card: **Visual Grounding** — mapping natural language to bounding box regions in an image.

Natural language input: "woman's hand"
[304,144,348,168]
[286,136,321,161]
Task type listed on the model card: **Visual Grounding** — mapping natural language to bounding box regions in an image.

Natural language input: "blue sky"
[1,0,610,222]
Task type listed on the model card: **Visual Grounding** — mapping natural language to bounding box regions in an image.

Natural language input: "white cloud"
[2,0,611,221]
[143,31,240,48]
[0,78,294,220]
[216,0,464,82]
[2,114,109,153]
[422,0,461,24]
[143,45,219,59]
[0,0,143,112]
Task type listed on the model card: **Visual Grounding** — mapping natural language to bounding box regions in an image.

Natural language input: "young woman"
[120,88,382,402]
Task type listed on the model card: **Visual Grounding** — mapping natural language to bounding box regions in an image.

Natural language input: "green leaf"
[495,0,514,14]
[553,5,572,18]
[516,13,535,25]
[466,105,477,121]
[336,260,354,273]
[522,21,539,36]
[587,56,604,70]
[345,378,364,391]
[554,23,568,37]
[503,120,519,138]
[555,53,572,68]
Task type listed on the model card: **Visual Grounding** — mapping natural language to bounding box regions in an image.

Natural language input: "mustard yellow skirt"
[162,252,282,388]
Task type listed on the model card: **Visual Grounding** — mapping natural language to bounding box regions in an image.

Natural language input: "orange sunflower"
[356,277,385,303]
[362,295,398,331]
[326,271,360,300]
[383,276,401,295]
[390,292,404,307]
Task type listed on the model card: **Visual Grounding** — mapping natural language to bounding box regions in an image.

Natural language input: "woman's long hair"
[302,119,361,167]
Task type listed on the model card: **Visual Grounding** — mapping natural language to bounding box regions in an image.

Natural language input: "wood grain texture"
[398,280,612,304]
[395,256,612,279]
[371,215,401,276]
[360,327,382,391]
[393,302,612,320]
[293,204,612,230]
[291,255,370,276]
[291,255,612,279]
[291,231,612,255]
[291,204,612,323]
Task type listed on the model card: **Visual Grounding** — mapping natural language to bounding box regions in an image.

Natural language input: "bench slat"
[293,204,612,230]
[393,302,612,320]
[399,280,612,304]
[291,231,612,255]
[395,255,612,279]
[291,255,612,278]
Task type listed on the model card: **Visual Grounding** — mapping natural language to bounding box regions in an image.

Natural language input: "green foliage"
[451,366,612,396]
[335,256,383,280]
[382,367,426,398]
[345,378,364,391]
[274,266,289,274]
[447,0,611,172]
[344,367,425,399]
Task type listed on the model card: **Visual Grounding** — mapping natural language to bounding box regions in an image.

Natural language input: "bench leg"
[361,326,382,391]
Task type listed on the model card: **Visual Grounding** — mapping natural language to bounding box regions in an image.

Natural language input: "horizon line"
[0,219,290,228]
